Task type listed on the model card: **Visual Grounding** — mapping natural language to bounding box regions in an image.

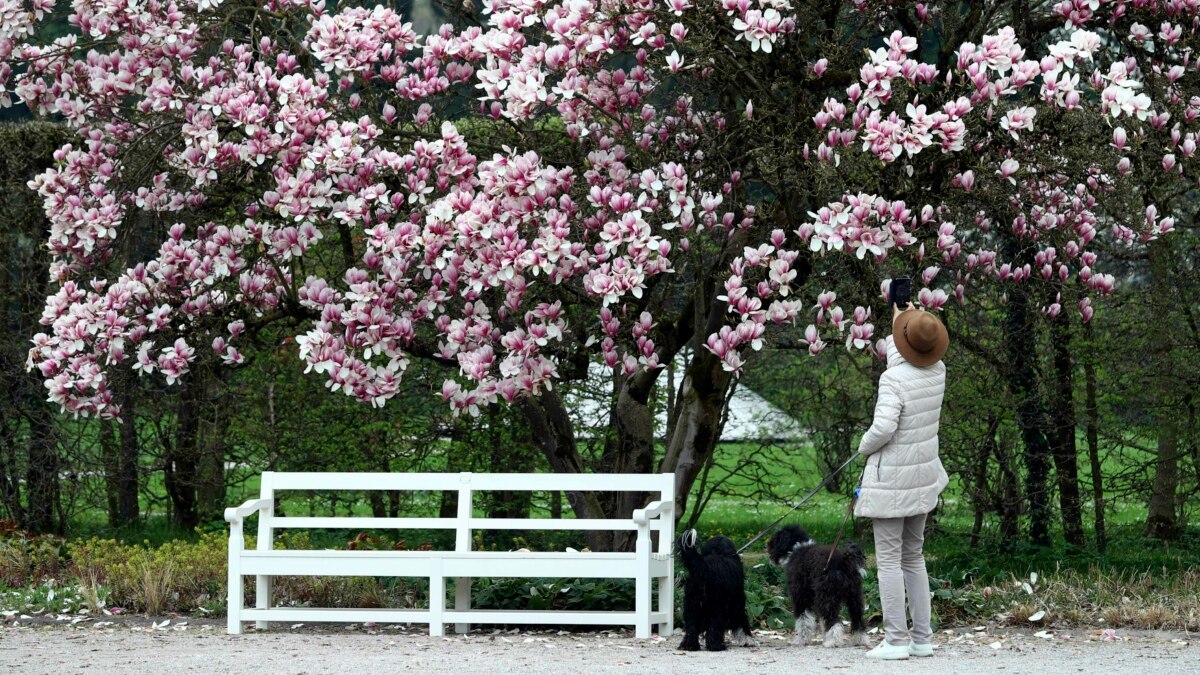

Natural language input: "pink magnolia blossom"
[1000,107,1036,140]
[4,0,1185,416]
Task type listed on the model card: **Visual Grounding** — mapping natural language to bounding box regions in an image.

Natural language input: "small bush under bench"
[224,471,676,637]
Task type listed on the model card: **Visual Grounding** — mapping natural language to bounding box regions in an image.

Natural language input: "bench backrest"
[253,472,675,554]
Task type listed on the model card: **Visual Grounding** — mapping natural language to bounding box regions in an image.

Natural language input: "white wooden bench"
[225,472,675,637]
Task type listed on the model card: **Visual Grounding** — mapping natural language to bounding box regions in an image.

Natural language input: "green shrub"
[0,532,69,587]
[68,532,226,613]
[271,575,413,609]
[472,577,634,613]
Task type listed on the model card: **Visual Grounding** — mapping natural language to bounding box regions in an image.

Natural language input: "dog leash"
[736,454,858,555]
[823,463,868,568]
[824,486,859,570]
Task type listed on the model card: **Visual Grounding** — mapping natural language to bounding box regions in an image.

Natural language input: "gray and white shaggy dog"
[766,524,870,647]
[677,529,756,651]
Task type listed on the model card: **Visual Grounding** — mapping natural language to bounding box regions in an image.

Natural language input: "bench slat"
[265,472,673,493]
[469,518,638,531]
[444,610,654,625]
[240,608,431,624]
[240,555,438,577]
[266,517,641,531]
[268,473,465,490]
[242,550,636,559]
[440,557,642,579]
[463,474,672,491]
[238,607,667,626]
[270,517,458,529]
[238,549,656,579]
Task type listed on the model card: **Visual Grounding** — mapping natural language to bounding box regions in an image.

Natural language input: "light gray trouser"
[872,513,932,647]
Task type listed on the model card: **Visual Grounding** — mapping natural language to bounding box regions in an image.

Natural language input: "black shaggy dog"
[677,529,756,651]
[766,524,870,648]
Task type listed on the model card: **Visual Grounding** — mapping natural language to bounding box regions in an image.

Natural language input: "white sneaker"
[908,641,934,657]
[865,640,910,660]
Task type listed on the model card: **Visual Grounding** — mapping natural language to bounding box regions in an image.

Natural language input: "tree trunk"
[102,379,141,527]
[995,426,1021,541]
[439,423,464,519]
[24,405,60,533]
[597,372,659,549]
[969,417,999,548]
[0,420,22,523]
[117,383,140,525]
[1002,281,1052,546]
[659,349,735,521]
[1145,240,1181,540]
[1049,314,1085,546]
[518,392,610,550]
[365,429,389,518]
[1146,416,1181,539]
[101,419,122,526]
[165,380,201,529]
[195,373,228,523]
[1082,323,1106,552]
[488,408,534,519]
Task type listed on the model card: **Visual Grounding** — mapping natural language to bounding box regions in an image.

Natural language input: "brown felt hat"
[893,309,949,367]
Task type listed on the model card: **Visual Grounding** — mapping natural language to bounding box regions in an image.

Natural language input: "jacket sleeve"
[858,376,902,457]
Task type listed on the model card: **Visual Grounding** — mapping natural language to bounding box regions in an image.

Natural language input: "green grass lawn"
[63,439,1198,586]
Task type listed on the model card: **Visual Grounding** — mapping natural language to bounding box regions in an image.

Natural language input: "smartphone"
[888,277,912,308]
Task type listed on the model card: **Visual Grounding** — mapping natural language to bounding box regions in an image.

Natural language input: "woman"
[855,302,950,660]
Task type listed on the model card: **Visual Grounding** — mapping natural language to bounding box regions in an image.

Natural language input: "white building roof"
[563,354,805,442]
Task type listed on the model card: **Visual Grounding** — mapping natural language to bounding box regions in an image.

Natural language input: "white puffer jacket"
[853,335,949,519]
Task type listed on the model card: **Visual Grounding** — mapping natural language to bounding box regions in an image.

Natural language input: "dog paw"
[848,631,872,647]
[791,612,816,645]
[729,630,757,648]
[822,623,845,648]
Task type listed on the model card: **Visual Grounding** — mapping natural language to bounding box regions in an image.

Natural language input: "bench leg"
[657,574,674,637]
[227,557,242,635]
[454,577,471,634]
[635,571,651,639]
[255,575,272,630]
[429,574,445,637]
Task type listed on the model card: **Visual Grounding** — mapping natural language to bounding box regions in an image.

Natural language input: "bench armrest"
[224,498,272,525]
[632,500,672,525]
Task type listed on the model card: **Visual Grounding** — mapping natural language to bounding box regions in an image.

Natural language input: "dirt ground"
[1,621,1195,674]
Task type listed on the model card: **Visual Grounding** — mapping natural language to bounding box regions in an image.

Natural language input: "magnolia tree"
[3,0,1194,533]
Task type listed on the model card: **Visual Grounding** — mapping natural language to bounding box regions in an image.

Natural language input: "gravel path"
[2,624,1195,674]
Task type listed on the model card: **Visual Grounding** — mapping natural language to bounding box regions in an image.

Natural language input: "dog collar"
[779,539,813,567]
